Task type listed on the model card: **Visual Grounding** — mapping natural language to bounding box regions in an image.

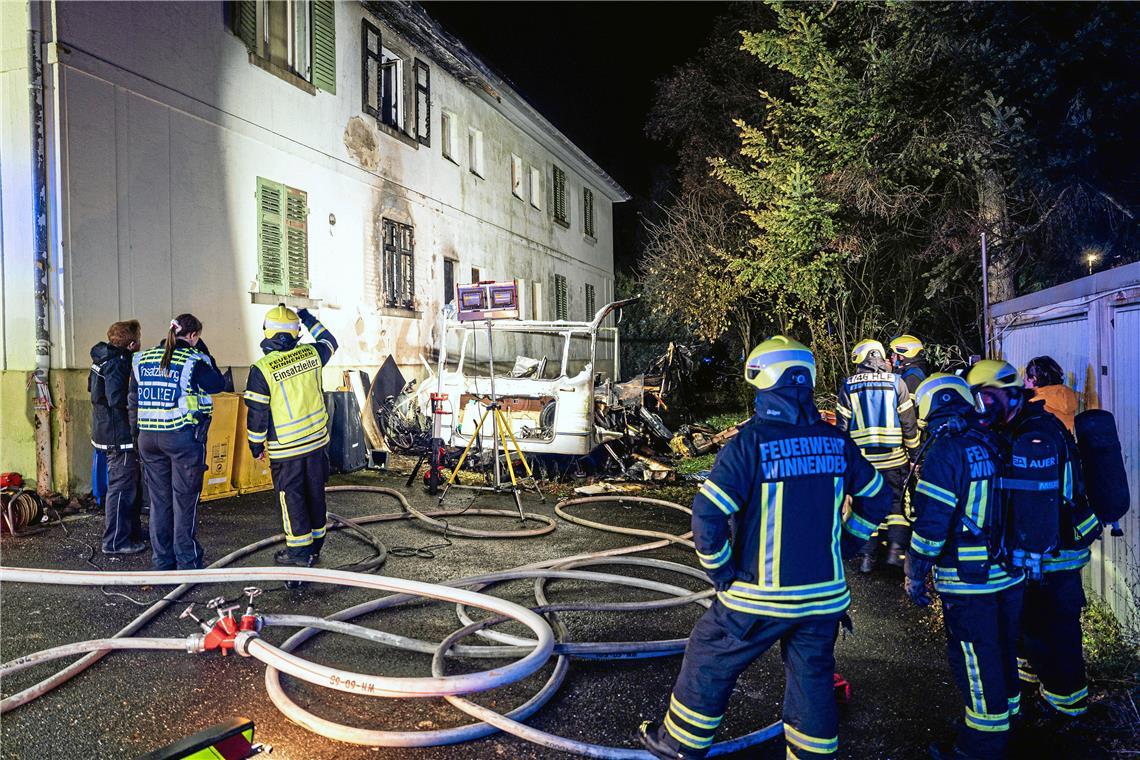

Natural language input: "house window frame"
[255,176,311,299]
[441,110,459,164]
[511,154,524,199]
[552,165,569,227]
[529,166,542,209]
[582,186,596,239]
[380,218,416,311]
[585,283,596,318]
[233,0,335,94]
[553,273,568,320]
[469,127,485,178]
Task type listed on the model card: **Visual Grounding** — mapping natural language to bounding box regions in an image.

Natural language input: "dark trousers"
[270,448,330,559]
[861,464,909,553]
[655,600,840,758]
[138,427,206,570]
[101,448,143,551]
[943,584,1024,759]
[1020,569,1088,716]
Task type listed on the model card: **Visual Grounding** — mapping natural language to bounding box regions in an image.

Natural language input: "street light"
[1085,250,1099,276]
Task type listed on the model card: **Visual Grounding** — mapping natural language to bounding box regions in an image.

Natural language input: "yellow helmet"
[915,373,973,421]
[851,339,887,365]
[745,335,816,391]
[966,359,1023,390]
[263,304,300,339]
[889,334,924,358]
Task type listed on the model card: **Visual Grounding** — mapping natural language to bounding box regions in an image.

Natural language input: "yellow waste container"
[233,397,274,494]
[200,393,239,502]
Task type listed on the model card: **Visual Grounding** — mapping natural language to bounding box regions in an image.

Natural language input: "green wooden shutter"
[554,274,567,320]
[257,178,286,295]
[285,187,310,297]
[234,0,256,52]
[311,1,336,94]
[583,188,595,237]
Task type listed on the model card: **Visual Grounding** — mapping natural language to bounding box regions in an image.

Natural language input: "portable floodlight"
[455,280,520,322]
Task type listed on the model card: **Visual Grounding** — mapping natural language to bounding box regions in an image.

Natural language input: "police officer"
[904,374,1024,759]
[638,336,893,760]
[91,319,146,555]
[130,314,226,570]
[836,339,921,571]
[966,359,1100,719]
[890,334,929,394]
[244,305,337,567]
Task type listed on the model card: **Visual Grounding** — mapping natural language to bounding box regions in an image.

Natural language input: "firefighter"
[836,339,921,571]
[244,305,338,567]
[890,334,929,394]
[967,359,1100,720]
[904,374,1023,759]
[1024,355,1082,433]
[638,336,893,760]
[130,314,226,570]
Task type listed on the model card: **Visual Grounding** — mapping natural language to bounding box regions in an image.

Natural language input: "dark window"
[554,274,568,320]
[583,187,595,238]
[471,267,481,283]
[414,59,430,145]
[585,283,595,318]
[444,259,455,305]
[382,219,415,309]
[362,19,403,130]
[552,165,568,227]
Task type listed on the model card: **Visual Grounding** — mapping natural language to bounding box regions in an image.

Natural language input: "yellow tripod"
[439,398,543,516]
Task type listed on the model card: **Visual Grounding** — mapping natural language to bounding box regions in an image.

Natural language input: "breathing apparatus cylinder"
[1075,409,1131,532]
[1003,434,1061,581]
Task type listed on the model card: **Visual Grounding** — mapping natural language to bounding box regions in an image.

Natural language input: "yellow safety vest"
[250,344,328,459]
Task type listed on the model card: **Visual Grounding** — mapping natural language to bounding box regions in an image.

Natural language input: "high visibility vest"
[133,346,213,432]
[250,344,328,459]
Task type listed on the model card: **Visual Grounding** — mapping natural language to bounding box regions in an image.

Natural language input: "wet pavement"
[0,469,1126,759]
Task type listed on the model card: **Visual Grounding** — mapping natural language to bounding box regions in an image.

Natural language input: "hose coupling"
[233,630,260,657]
[185,634,206,654]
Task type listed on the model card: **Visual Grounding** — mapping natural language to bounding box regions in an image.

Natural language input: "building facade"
[0,0,627,493]
[992,261,1140,635]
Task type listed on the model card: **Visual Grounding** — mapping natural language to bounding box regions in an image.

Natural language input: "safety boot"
[885,542,906,567]
[858,553,877,574]
[273,550,317,567]
[637,720,704,760]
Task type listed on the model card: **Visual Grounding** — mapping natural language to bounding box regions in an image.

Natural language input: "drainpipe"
[29,1,54,496]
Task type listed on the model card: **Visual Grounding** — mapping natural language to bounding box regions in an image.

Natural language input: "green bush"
[1082,600,1140,682]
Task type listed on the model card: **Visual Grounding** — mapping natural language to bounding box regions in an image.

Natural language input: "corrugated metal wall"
[995,289,1140,637]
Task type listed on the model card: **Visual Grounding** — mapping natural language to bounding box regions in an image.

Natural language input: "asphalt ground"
[0,467,1132,759]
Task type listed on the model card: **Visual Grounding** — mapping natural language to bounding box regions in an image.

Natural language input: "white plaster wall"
[47,1,617,381]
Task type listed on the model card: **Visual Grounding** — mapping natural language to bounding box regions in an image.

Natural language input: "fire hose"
[0,491,784,757]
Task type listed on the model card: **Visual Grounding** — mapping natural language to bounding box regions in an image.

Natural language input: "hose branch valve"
[240,586,265,634]
[201,596,243,656]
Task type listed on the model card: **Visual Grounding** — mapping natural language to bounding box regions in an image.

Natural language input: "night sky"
[422,1,729,270]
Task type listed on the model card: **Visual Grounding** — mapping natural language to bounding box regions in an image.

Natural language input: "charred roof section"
[362,0,631,203]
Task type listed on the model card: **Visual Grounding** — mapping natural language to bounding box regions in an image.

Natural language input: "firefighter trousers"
[655,600,840,758]
[942,583,1024,759]
[1019,569,1089,716]
[861,464,910,554]
[270,447,330,559]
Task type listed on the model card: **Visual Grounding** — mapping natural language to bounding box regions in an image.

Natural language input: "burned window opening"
[382,218,415,310]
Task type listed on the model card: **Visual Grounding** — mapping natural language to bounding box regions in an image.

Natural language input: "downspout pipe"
[28,1,54,495]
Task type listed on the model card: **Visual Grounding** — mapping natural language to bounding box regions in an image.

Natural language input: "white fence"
[992,261,1140,637]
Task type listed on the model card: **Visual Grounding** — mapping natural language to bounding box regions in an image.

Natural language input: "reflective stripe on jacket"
[247,343,329,460]
[132,346,213,432]
[694,418,893,619]
[835,370,920,469]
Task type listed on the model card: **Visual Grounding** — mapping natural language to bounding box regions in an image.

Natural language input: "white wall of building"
[46,0,619,379]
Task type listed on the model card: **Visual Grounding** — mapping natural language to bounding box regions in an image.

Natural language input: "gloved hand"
[297,307,316,328]
[903,554,934,607]
[714,578,733,593]
[250,443,265,460]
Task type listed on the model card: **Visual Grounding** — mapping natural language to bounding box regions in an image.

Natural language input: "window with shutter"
[554,274,568,320]
[552,165,568,226]
[234,0,256,51]
[311,0,336,93]
[256,177,309,298]
[285,187,310,297]
[362,20,382,118]
[256,178,286,296]
[583,187,595,238]
[380,219,415,309]
[585,283,595,318]
[414,59,430,145]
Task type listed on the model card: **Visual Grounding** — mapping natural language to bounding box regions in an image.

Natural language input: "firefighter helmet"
[889,334,924,359]
[966,359,1023,390]
[263,304,301,340]
[745,335,816,391]
[915,373,973,421]
[851,339,887,365]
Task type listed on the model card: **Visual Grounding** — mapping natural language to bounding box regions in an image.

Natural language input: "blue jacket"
[836,362,920,470]
[909,417,1024,595]
[693,404,893,619]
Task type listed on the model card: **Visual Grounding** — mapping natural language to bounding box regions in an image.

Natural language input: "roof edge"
[363,0,631,203]
[991,260,1140,318]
